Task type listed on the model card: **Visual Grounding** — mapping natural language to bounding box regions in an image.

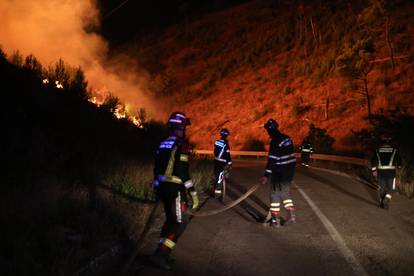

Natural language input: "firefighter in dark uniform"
[300,140,313,167]
[213,128,232,198]
[262,119,296,228]
[150,112,199,270]
[371,136,401,209]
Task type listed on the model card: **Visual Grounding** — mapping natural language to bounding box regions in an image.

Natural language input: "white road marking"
[295,183,369,276]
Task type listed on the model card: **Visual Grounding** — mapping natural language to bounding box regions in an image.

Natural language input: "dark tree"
[137,107,147,126]
[101,93,120,113]
[54,58,70,88]
[24,54,43,79]
[304,124,335,154]
[10,50,23,67]
[336,37,375,121]
[70,67,89,100]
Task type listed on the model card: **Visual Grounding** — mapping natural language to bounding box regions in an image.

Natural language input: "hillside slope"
[126,0,414,152]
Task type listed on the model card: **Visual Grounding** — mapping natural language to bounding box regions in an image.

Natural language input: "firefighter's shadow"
[225,180,269,223]
[301,169,378,207]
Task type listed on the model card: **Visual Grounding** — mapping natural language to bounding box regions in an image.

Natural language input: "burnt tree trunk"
[325,94,330,120]
[363,78,372,122]
[310,17,318,44]
[385,15,395,71]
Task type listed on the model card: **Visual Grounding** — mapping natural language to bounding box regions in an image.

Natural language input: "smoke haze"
[0,0,157,116]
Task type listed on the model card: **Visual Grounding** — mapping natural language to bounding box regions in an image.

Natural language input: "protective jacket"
[264,131,296,178]
[214,139,232,166]
[154,136,193,189]
[300,142,313,153]
[371,143,401,178]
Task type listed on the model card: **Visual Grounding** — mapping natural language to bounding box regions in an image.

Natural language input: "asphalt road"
[136,160,414,276]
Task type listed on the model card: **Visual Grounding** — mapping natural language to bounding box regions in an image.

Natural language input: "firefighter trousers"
[214,161,227,191]
[301,152,310,165]
[269,169,295,215]
[157,183,189,253]
[270,182,294,213]
[378,172,396,200]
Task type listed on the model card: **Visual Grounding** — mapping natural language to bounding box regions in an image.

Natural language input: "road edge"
[294,182,369,276]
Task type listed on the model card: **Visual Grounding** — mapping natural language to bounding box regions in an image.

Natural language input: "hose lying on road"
[189,181,264,217]
[121,181,264,274]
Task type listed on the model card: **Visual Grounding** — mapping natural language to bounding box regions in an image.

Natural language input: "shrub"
[331,104,348,117]
[278,66,288,79]
[101,93,121,113]
[284,86,294,95]
[291,98,311,117]
[180,52,198,66]
[242,137,266,151]
[304,124,335,154]
[233,87,243,93]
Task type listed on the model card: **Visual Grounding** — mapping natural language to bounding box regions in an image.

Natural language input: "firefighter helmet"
[264,118,279,130]
[220,128,230,138]
[167,112,191,129]
[380,133,392,144]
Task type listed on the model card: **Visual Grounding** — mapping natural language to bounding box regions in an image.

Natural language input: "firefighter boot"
[379,198,385,209]
[378,189,386,209]
[214,182,222,199]
[284,209,296,226]
[149,250,172,271]
[270,213,281,228]
[383,194,391,210]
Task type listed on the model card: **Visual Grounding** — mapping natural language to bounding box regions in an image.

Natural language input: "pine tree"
[54,58,70,88]
[10,50,23,67]
[24,54,43,79]
[336,37,375,121]
[101,93,120,113]
[70,67,88,100]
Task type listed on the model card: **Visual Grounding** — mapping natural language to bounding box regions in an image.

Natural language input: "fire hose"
[188,181,264,216]
[121,180,265,275]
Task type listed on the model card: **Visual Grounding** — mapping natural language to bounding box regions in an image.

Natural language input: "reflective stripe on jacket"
[154,136,193,188]
[371,143,401,172]
[214,139,232,165]
[265,132,296,176]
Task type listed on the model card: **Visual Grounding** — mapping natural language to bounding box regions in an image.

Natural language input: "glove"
[261,176,269,185]
[372,169,377,179]
[190,191,199,210]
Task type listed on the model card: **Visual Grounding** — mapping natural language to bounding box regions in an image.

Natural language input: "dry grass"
[190,157,215,193]
[398,168,414,198]
[0,158,213,275]
[102,160,155,201]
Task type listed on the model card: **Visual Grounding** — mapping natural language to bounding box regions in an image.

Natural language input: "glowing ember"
[55,80,63,89]
[88,96,101,106]
[114,107,127,119]
[42,78,49,84]
[131,117,141,126]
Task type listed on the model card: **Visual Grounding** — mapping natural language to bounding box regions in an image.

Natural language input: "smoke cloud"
[0,0,157,117]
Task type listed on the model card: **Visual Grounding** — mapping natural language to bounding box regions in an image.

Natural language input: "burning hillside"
[124,0,414,152]
[0,0,159,120]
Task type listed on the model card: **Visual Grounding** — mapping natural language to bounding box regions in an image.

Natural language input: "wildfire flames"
[42,79,64,89]
[87,94,144,128]
[41,78,144,128]
[0,0,158,124]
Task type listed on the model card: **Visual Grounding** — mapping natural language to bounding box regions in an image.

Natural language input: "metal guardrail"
[194,150,370,167]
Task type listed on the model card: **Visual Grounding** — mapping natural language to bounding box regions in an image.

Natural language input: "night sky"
[99,0,248,45]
